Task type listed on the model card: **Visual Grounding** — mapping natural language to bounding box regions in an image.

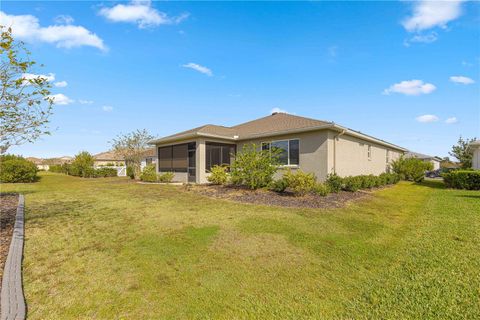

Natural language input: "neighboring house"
[471,140,480,169]
[140,148,157,170]
[93,151,125,168]
[405,151,442,170]
[149,112,407,183]
[27,156,73,171]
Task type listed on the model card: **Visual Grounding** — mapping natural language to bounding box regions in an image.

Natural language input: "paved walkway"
[1,195,26,320]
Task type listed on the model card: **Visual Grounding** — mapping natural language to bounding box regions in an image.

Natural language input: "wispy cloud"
[404,32,438,46]
[79,99,94,105]
[182,63,213,76]
[402,0,465,32]
[270,107,289,114]
[0,11,106,51]
[383,80,436,96]
[54,14,74,25]
[449,75,475,85]
[416,114,439,123]
[54,80,68,87]
[445,117,458,124]
[99,0,189,29]
[22,72,55,84]
[48,93,74,105]
[102,105,114,112]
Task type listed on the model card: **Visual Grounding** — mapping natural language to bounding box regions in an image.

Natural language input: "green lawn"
[1,172,479,319]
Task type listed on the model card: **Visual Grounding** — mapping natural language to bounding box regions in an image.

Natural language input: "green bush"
[326,173,343,193]
[342,176,362,192]
[312,183,330,196]
[49,164,63,173]
[158,172,174,183]
[140,164,158,182]
[207,165,229,185]
[443,170,480,190]
[230,144,279,190]
[283,169,317,196]
[95,167,117,177]
[0,155,39,183]
[126,166,135,179]
[68,151,95,178]
[392,156,433,182]
[269,178,289,193]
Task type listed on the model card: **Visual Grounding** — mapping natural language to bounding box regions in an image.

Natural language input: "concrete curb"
[1,194,26,320]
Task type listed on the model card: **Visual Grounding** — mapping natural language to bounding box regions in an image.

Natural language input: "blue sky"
[2,0,479,158]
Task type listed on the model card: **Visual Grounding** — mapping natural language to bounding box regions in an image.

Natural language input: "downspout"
[333,129,346,174]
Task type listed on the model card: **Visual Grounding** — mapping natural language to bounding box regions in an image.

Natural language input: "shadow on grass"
[456,194,480,199]
[415,179,445,189]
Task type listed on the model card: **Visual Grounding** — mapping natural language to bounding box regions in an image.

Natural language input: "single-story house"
[471,140,480,169]
[405,151,442,170]
[148,112,407,183]
[93,151,125,168]
[27,156,73,171]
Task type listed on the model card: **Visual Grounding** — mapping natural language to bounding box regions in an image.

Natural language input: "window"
[158,143,189,172]
[367,145,372,160]
[146,157,153,165]
[262,139,299,166]
[205,142,235,171]
[386,150,390,163]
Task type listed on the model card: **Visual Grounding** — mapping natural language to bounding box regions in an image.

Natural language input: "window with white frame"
[262,139,299,165]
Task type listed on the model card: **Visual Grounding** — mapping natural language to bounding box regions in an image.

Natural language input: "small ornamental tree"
[391,156,433,182]
[0,26,54,154]
[449,136,476,169]
[230,143,280,189]
[111,129,153,180]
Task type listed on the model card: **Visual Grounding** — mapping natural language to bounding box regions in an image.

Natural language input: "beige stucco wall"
[237,130,330,181]
[155,130,404,183]
[333,133,403,177]
[472,145,480,169]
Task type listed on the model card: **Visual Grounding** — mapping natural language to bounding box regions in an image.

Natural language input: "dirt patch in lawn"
[0,193,19,290]
[189,185,375,209]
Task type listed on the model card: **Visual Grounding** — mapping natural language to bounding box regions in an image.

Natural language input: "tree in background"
[70,151,95,177]
[449,136,476,169]
[110,129,153,179]
[0,27,54,154]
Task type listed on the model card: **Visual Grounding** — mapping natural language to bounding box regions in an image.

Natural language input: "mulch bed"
[0,193,19,292]
[189,185,376,209]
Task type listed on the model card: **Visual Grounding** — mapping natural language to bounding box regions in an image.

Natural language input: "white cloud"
[99,1,189,29]
[402,0,465,32]
[0,11,106,51]
[383,80,436,96]
[404,32,438,46]
[449,75,475,85]
[416,114,439,123]
[54,14,74,25]
[79,99,94,105]
[102,105,113,112]
[54,81,68,87]
[48,93,74,105]
[270,107,289,114]
[445,117,458,124]
[182,63,213,76]
[22,72,55,83]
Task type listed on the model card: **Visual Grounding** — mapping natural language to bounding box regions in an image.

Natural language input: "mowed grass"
[1,172,479,319]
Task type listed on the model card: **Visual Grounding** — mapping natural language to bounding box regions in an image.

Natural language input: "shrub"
[269,178,289,193]
[69,151,95,178]
[95,167,117,178]
[158,172,175,183]
[126,166,135,179]
[342,176,362,192]
[283,169,316,196]
[326,173,343,193]
[140,164,158,182]
[207,165,229,185]
[312,183,330,196]
[49,164,63,173]
[392,156,433,182]
[230,144,279,190]
[443,170,480,190]
[0,155,39,183]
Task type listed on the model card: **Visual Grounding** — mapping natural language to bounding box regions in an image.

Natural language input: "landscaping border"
[1,195,26,320]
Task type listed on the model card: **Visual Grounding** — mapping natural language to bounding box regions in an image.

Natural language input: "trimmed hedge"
[49,163,117,178]
[443,170,480,190]
[0,155,39,183]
